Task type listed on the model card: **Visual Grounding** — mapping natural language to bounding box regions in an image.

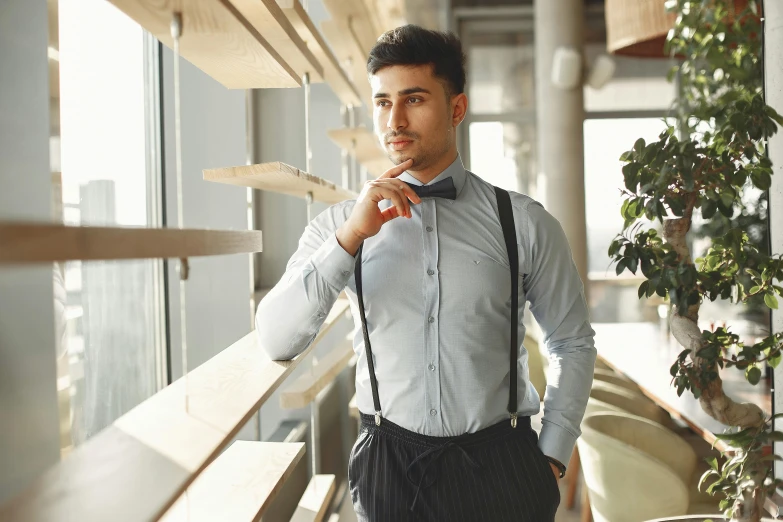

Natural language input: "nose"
[386,103,407,132]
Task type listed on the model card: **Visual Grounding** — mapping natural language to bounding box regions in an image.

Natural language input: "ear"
[451,93,468,127]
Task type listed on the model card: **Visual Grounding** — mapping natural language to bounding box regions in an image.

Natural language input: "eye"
[375,100,390,108]
[407,97,421,104]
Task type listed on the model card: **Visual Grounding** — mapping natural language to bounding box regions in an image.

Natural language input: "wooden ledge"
[0,224,263,264]
[277,0,362,106]
[322,0,378,53]
[160,441,305,522]
[203,162,357,204]
[319,20,372,103]
[326,127,392,176]
[106,0,300,89]
[290,474,337,522]
[281,333,355,409]
[0,299,350,522]
[348,393,359,419]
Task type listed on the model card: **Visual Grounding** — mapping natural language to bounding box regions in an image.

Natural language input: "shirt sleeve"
[522,201,597,467]
[255,201,357,361]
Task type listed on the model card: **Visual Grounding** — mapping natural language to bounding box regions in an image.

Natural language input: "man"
[256,25,596,522]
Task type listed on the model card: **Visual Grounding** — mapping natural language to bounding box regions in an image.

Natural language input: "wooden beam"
[320,19,372,104]
[0,225,263,264]
[348,393,359,419]
[289,475,337,522]
[160,441,305,522]
[280,333,355,409]
[326,127,393,176]
[229,0,324,82]
[203,162,357,205]
[321,0,379,53]
[105,0,300,89]
[0,299,350,522]
[276,0,362,106]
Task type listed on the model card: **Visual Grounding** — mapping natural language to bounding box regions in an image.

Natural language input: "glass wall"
[50,0,166,454]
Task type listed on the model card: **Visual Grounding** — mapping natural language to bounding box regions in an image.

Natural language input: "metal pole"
[170,13,190,413]
[303,73,312,174]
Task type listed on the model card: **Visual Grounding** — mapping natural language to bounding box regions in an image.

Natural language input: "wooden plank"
[326,127,393,176]
[229,0,324,82]
[160,441,305,522]
[0,225,263,264]
[276,0,362,106]
[203,162,357,205]
[0,298,350,522]
[594,323,772,452]
[320,19,372,104]
[289,474,337,522]
[105,0,300,89]
[321,0,379,53]
[281,333,355,409]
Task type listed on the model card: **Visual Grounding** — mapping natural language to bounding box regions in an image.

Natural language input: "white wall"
[0,0,61,504]
[766,1,783,481]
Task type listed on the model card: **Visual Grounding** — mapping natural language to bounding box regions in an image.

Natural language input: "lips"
[388,140,413,150]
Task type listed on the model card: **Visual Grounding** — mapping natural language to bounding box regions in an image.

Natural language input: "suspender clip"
[510,413,518,428]
[375,411,382,426]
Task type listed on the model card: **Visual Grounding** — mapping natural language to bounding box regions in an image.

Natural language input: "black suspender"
[354,186,519,427]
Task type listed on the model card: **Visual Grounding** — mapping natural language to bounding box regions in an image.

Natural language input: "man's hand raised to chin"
[336,158,421,256]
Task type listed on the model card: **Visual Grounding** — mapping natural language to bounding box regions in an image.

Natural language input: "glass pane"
[51,0,163,454]
[468,121,537,197]
[584,44,677,112]
[584,118,667,323]
[467,32,534,114]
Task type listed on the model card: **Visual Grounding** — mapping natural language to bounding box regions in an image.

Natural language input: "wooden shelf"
[0,224,263,264]
[326,127,393,177]
[322,0,378,53]
[203,162,357,205]
[281,333,355,409]
[289,474,337,522]
[160,441,305,522]
[320,19,372,104]
[230,0,324,82]
[276,0,362,106]
[106,0,301,89]
[0,298,350,522]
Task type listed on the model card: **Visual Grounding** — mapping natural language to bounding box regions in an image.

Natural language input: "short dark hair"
[367,25,467,96]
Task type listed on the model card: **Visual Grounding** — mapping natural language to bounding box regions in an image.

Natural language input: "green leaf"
[769,351,782,369]
[638,281,650,299]
[745,366,762,386]
[765,293,779,310]
[616,258,628,276]
[634,138,646,154]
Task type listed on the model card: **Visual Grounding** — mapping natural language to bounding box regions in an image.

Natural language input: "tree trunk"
[663,203,765,522]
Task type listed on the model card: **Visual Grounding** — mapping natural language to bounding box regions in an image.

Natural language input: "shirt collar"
[398,155,467,203]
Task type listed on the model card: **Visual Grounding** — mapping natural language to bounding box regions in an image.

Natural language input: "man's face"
[370,64,459,171]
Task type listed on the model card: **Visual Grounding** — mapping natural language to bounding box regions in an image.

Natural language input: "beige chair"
[586,381,672,427]
[593,368,643,395]
[577,412,719,522]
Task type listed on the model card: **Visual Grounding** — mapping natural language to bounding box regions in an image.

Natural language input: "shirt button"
[427,269,435,276]
[428,364,436,371]
[342,270,350,276]
[429,409,437,416]
[426,226,433,232]
[428,316,435,323]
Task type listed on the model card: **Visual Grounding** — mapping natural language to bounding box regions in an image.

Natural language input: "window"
[51,0,166,454]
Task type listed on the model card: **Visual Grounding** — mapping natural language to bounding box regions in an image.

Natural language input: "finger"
[377,178,421,207]
[380,206,402,224]
[377,158,413,179]
[370,185,410,219]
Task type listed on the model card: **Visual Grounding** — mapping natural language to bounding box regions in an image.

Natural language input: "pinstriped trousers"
[348,414,560,522]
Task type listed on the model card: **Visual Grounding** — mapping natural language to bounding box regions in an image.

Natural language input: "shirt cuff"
[310,232,358,290]
[538,419,578,467]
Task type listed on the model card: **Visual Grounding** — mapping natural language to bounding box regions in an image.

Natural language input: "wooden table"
[593,322,772,448]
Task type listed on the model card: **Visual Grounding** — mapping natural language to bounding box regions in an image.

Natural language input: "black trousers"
[349,414,561,522]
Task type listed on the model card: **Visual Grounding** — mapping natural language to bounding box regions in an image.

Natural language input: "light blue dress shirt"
[256,155,597,466]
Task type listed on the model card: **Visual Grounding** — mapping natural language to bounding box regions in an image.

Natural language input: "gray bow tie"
[404,177,457,200]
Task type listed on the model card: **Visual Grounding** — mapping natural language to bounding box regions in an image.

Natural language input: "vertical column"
[766,0,783,481]
[0,0,60,505]
[534,0,589,287]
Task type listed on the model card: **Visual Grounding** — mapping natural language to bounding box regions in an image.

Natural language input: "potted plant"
[609,1,783,520]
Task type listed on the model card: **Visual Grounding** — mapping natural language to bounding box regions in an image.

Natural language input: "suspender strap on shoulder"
[493,187,519,424]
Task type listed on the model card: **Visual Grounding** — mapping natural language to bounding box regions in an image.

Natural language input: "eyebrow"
[373,87,432,99]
